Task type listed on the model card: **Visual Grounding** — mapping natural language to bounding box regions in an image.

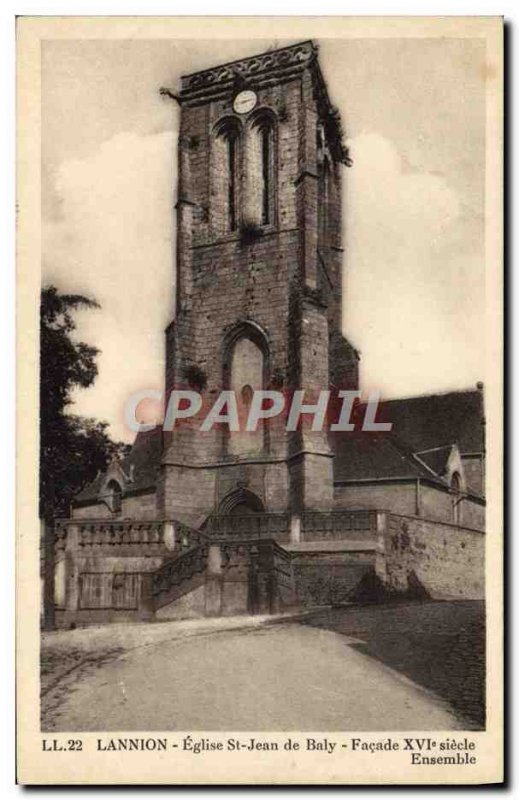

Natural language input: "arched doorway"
[218,488,265,516]
[210,488,265,537]
[217,489,266,616]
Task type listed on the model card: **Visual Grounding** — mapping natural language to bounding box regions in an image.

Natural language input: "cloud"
[344,133,484,398]
[43,130,176,441]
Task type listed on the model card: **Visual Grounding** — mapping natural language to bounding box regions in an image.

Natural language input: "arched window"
[106,480,122,514]
[212,118,241,234]
[245,114,276,228]
[223,321,270,458]
[260,123,272,225]
[229,338,264,457]
[227,132,238,231]
[451,472,462,525]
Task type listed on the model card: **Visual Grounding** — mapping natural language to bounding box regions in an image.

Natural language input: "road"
[42,617,473,731]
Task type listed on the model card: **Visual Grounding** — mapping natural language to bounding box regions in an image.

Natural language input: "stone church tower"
[159,40,359,526]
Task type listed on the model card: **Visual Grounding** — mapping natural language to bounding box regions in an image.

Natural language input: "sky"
[42,37,486,442]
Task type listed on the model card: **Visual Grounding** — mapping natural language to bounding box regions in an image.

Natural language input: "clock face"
[233,90,257,115]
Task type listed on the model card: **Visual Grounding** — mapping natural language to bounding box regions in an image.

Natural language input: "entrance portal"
[217,488,265,516]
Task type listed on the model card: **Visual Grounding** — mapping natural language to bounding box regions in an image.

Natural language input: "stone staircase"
[152,519,295,619]
[52,510,380,626]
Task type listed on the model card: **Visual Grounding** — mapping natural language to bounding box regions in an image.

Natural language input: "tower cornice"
[175,40,350,165]
[180,40,317,98]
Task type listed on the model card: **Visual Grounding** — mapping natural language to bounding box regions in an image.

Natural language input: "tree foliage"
[40,285,130,519]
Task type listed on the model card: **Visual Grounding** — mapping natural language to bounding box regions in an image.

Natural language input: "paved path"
[43,620,471,731]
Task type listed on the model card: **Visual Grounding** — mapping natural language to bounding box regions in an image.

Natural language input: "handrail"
[152,542,209,600]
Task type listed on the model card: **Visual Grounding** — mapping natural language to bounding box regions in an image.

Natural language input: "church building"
[54,41,485,626]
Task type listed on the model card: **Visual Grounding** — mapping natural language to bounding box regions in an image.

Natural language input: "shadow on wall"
[300,599,486,729]
[347,568,430,604]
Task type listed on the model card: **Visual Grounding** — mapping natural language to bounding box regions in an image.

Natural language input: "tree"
[40,285,130,627]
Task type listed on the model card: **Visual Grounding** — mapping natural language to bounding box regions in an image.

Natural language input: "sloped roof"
[332,388,484,484]
[74,427,162,504]
[74,471,104,503]
[331,430,441,483]
[376,390,484,455]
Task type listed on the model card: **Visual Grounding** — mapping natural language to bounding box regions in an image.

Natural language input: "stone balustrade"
[204,512,291,539]
[204,509,377,542]
[301,509,376,540]
[79,521,165,548]
[54,518,207,555]
[54,510,377,565]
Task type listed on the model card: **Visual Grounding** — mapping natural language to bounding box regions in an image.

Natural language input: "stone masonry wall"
[292,549,376,605]
[335,481,485,532]
[462,453,485,496]
[381,513,485,599]
[334,482,418,516]
[419,482,485,531]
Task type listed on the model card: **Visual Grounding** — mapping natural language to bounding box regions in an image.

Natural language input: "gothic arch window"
[212,117,242,234]
[230,338,263,457]
[259,122,272,225]
[223,321,270,457]
[106,480,122,514]
[226,133,238,230]
[245,111,277,228]
[451,472,462,525]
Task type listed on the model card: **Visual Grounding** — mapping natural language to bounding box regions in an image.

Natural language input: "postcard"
[17,15,503,784]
